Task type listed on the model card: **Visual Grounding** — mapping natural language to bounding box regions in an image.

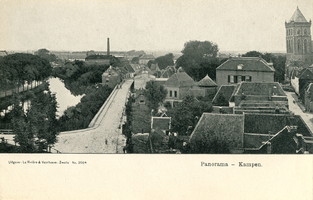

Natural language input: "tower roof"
[289,7,308,23]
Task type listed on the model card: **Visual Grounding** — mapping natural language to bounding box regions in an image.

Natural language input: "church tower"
[285,7,312,65]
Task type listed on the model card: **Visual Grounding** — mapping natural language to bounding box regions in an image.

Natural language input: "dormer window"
[237,64,243,70]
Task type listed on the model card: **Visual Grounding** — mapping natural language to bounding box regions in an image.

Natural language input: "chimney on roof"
[107,38,110,56]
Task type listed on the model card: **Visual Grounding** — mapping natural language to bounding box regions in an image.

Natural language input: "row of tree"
[0,53,52,92]
[10,87,58,152]
[57,85,112,131]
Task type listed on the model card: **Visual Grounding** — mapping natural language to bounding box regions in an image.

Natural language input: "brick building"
[216,57,275,86]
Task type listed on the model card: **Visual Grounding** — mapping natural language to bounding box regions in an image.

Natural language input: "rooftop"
[212,85,236,106]
[151,117,171,130]
[231,82,286,97]
[288,7,308,23]
[164,72,195,87]
[216,57,275,72]
[197,74,217,87]
[189,113,244,149]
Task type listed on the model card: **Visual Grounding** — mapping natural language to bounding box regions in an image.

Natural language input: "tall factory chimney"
[107,38,110,56]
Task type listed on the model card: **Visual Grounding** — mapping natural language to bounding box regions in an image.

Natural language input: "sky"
[0,0,312,53]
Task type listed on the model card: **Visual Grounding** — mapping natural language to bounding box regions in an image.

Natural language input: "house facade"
[216,57,275,86]
[101,66,122,88]
[163,72,195,101]
[133,67,156,90]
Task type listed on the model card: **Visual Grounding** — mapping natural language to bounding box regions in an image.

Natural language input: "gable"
[164,72,195,87]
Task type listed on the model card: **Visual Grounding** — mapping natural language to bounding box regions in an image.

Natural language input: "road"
[285,92,313,134]
[52,79,133,153]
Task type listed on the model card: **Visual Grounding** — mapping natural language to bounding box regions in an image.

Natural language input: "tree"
[131,57,139,64]
[144,81,167,114]
[184,132,231,154]
[155,53,174,70]
[35,48,57,62]
[0,53,52,91]
[176,40,219,81]
[167,95,212,135]
[241,51,263,58]
[11,89,59,152]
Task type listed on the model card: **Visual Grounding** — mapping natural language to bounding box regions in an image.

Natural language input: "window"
[246,76,251,82]
[174,91,177,97]
[298,39,301,52]
[304,29,307,35]
[237,64,243,70]
[304,39,308,53]
[297,29,300,35]
[106,79,109,83]
[234,76,238,83]
[170,91,172,97]
[241,76,245,81]
[228,75,234,83]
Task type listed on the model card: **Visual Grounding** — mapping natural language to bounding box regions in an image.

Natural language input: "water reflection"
[48,78,83,118]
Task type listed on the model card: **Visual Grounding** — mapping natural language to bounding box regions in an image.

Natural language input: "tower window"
[298,39,301,52]
[304,40,308,54]
[304,29,307,35]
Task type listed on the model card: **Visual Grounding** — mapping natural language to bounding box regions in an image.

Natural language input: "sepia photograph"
[0,0,312,199]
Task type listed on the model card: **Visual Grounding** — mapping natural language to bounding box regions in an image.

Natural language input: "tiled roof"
[216,57,275,72]
[164,72,195,87]
[140,54,155,60]
[231,82,286,97]
[189,113,244,149]
[212,85,236,105]
[289,7,308,23]
[151,117,171,130]
[244,113,298,135]
[197,74,217,87]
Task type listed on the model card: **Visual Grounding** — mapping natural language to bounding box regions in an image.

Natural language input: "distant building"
[285,7,313,78]
[134,67,156,90]
[139,54,155,65]
[216,57,275,86]
[291,66,313,101]
[101,66,122,88]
